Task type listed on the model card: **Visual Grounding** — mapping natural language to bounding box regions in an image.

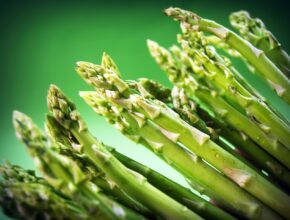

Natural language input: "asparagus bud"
[230,11,290,78]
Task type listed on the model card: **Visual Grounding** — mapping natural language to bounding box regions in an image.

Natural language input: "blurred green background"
[0,0,289,218]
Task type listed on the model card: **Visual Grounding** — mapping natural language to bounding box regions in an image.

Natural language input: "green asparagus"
[44,114,154,217]
[2,6,290,220]
[47,84,203,220]
[45,110,234,219]
[76,55,290,218]
[13,111,145,220]
[76,57,283,219]
[139,78,290,189]
[106,146,236,220]
[81,89,284,219]
[177,29,290,149]
[147,40,290,170]
[164,7,290,104]
[0,162,89,220]
[230,11,290,79]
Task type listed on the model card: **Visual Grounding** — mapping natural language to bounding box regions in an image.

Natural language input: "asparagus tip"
[229,10,252,31]
[147,40,161,55]
[146,39,162,57]
[164,7,200,22]
[47,84,79,130]
[76,61,91,68]
[146,39,157,47]
[101,52,121,76]
[164,7,178,17]
[12,111,31,140]
[12,110,24,124]
[76,60,109,87]
[12,111,46,150]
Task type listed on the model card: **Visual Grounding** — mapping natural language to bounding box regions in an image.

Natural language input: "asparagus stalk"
[164,7,290,104]
[147,40,290,170]
[139,78,290,189]
[47,85,203,220]
[0,162,88,220]
[45,114,154,217]
[76,58,283,219]
[205,35,242,57]
[106,146,236,220]
[201,34,289,124]
[139,79,251,161]
[178,30,290,149]
[230,10,290,79]
[13,111,144,220]
[138,78,217,139]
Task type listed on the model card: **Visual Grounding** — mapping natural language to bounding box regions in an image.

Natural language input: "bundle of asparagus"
[1,7,290,220]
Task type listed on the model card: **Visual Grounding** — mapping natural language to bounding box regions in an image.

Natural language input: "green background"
[0,0,289,218]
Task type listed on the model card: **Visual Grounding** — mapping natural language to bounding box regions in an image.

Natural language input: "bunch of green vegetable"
[1,7,290,220]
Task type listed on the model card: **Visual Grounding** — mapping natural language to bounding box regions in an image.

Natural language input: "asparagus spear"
[205,35,242,58]
[47,85,203,220]
[200,33,290,125]
[76,58,283,219]
[139,79,251,160]
[13,111,144,220]
[230,10,290,79]
[164,7,290,104]
[45,114,154,217]
[178,29,290,149]
[105,146,236,220]
[147,40,290,170]
[138,79,216,139]
[0,162,88,220]
[139,78,290,189]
